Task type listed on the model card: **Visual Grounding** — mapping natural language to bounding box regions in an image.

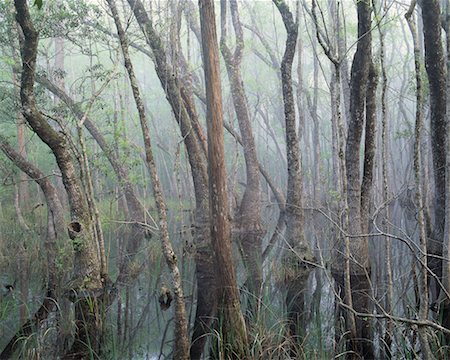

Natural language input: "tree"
[335,1,375,357]
[106,0,190,357]
[421,0,447,299]
[124,1,215,357]
[272,0,314,351]
[198,0,249,357]
[13,0,103,356]
[0,136,64,359]
[220,0,265,315]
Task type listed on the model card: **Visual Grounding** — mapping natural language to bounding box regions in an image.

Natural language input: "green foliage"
[72,237,84,252]
[33,0,43,10]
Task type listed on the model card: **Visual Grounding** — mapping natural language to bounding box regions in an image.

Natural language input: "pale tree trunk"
[0,137,65,359]
[307,42,321,201]
[406,3,435,358]
[106,0,190,357]
[35,75,149,286]
[13,74,29,206]
[125,2,214,358]
[273,0,314,352]
[220,0,265,315]
[54,37,65,96]
[199,0,249,358]
[9,35,30,207]
[376,3,394,355]
[13,1,103,357]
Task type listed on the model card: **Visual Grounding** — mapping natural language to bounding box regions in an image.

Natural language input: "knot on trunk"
[158,285,173,311]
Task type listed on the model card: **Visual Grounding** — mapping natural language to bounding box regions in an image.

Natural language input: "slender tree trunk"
[406,3,435,358]
[220,0,265,316]
[106,0,190,357]
[361,63,378,235]
[125,2,215,358]
[273,0,314,353]
[377,4,394,355]
[341,2,374,357]
[199,1,249,357]
[0,137,64,359]
[442,0,450,343]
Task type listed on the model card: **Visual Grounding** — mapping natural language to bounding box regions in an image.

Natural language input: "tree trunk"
[106,0,190,357]
[13,1,103,357]
[36,74,149,287]
[220,0,265,316]
[125,2,215,358]
[421,0,447,310]
[340,1,374,357]
[273,0,314,353]
[442,0,450,343]
[406,3,435,357]
[0,137,64,359]
[199,0,249,358]
[361,63,378,235]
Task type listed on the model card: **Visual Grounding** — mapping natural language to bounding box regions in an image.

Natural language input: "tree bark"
[406,3,435,357]
[106,0,190,357]
[220,0,265,316]
[125,1,214,358]
[421,0,447,307]
[340,1,374,357]
[199,0,249,358]
[36,74,150,287]
[0,137,64,359]
[13,0,103,356]
[273,0,314,353]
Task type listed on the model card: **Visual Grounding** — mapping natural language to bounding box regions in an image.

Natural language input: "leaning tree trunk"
[36,74,150,288]
[220,0,265,316]
[13,1,103,357]
[106,0,190,357]
[0,137,65,359]
[199,0,249,358]
[272,0,314,353]
[124,2,214,358]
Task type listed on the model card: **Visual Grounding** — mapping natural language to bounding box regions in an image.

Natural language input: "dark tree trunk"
[421,0,447,300]
[337,1,375,358]
[361,63,378,234]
